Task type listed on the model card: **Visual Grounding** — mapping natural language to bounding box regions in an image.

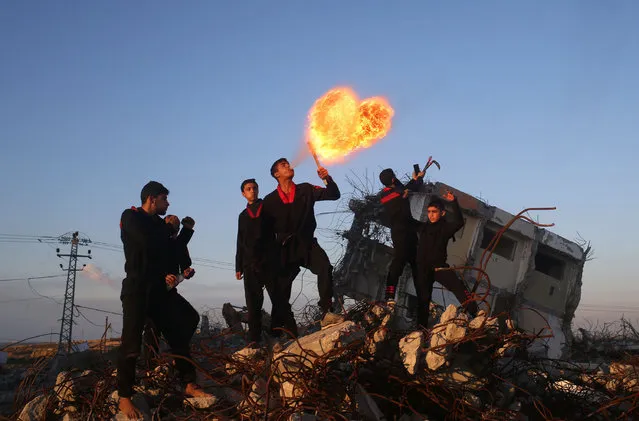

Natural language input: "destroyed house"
[334,181,587,359]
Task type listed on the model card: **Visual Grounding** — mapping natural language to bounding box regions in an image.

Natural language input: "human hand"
[317,167,329,180]
[165,274,178,288]
[443,190,455,201]
[182,216,195,230]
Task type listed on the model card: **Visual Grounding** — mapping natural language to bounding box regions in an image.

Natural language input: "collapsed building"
[334,180,587,359]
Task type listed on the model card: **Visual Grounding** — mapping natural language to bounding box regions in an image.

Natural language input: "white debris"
[399,331,425,375]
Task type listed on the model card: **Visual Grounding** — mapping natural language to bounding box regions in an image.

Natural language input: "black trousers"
[117,289,200,398]
[386,230,419,290]
[414,266,478,328]
[271,239,333,337]
[270,266,300,338]
[243,268,275,343]
[142,318,160,370]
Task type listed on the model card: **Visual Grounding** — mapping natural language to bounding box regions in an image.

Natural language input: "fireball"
[307,87,394,164]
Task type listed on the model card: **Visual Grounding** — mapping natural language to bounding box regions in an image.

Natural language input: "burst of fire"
[307,87,394,164]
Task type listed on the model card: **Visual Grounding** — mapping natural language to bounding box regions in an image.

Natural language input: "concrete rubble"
[2,301,639,420]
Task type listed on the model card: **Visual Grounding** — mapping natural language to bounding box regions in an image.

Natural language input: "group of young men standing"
[235,158,345,345]
[378,167,478,327]
[116,157,478,419]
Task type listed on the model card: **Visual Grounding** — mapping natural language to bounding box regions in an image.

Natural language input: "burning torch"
[306,141,328,186]
[307,141,329,186]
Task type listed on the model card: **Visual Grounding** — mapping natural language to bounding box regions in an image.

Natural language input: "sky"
[0,1,638,342]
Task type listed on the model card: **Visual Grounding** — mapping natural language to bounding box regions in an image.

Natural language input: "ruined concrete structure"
[334,181,587,359]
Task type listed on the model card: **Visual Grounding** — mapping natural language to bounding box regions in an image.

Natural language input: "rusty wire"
[3,206,638,420]
[3,305,638,420]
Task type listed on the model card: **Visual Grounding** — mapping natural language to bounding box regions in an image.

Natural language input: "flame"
[307,87,394,164]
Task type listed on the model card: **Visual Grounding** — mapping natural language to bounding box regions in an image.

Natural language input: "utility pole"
[56,232,91,355]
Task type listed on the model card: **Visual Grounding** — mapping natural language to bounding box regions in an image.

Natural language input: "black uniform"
[263,177,340,335]
[117,207,198,398]
[380,177,422,299]
[143,225,199,369]
[415,198,477,327]
[235,199,276,342]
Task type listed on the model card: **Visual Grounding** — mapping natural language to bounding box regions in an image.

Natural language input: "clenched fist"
[181,216,195,230]
[317,167,329,180]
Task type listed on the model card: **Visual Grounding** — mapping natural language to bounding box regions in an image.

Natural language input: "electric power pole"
[56,231,91,355]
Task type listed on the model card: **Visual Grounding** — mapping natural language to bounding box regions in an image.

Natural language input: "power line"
[0,274,66,282]
[0,333,57,351]
[75,304,121,316]
[0,232,237,268]
[0,296,64,304]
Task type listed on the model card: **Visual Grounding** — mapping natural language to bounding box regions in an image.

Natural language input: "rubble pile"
[5,302,639,420]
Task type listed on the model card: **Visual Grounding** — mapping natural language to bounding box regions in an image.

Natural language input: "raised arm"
[312,167,341,202]
[442,192,465,238]
[176,216,195,246]
[405,169,425,192]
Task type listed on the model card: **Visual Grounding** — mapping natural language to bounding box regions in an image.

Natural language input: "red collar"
[247,202,263,218]
[277,183,296,204]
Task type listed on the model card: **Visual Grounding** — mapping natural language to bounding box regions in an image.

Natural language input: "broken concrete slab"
[53,370,97,403]
[222,303,244,334]
[275,321,365,370]
[279,380,304,401]
[365,303,393,327]
[445,312,468,342]
[439,304,458,324]
[248,377,278,409]
[426,309,452,371]
[18,394,48,421]
[226,345,265,375]
[366,326,390,355]
[469,310,499,330]
[185,395,218,409]
[399,331,425,375]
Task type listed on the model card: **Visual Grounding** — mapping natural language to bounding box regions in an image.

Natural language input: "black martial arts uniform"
[235,199,277,343]
[117,207,198,398]
[263,177,340,335]
[380,177,423,300]
[142,225,199,369]
[415,198,478,327]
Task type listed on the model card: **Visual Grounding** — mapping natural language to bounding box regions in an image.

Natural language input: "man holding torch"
[263,155,344,332]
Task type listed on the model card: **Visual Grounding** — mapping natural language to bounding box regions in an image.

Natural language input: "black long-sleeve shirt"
[262,177,340,261]
[416,198,464,267]
[379,177,423,234]
[119,207,170,295]
[235,199,271,273]
[168,227,194,276]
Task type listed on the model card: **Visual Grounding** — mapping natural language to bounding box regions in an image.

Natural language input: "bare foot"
[118,397,143,419]
[185,382,213,398]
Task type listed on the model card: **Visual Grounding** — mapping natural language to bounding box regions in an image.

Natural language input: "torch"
[307,141,329,185]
